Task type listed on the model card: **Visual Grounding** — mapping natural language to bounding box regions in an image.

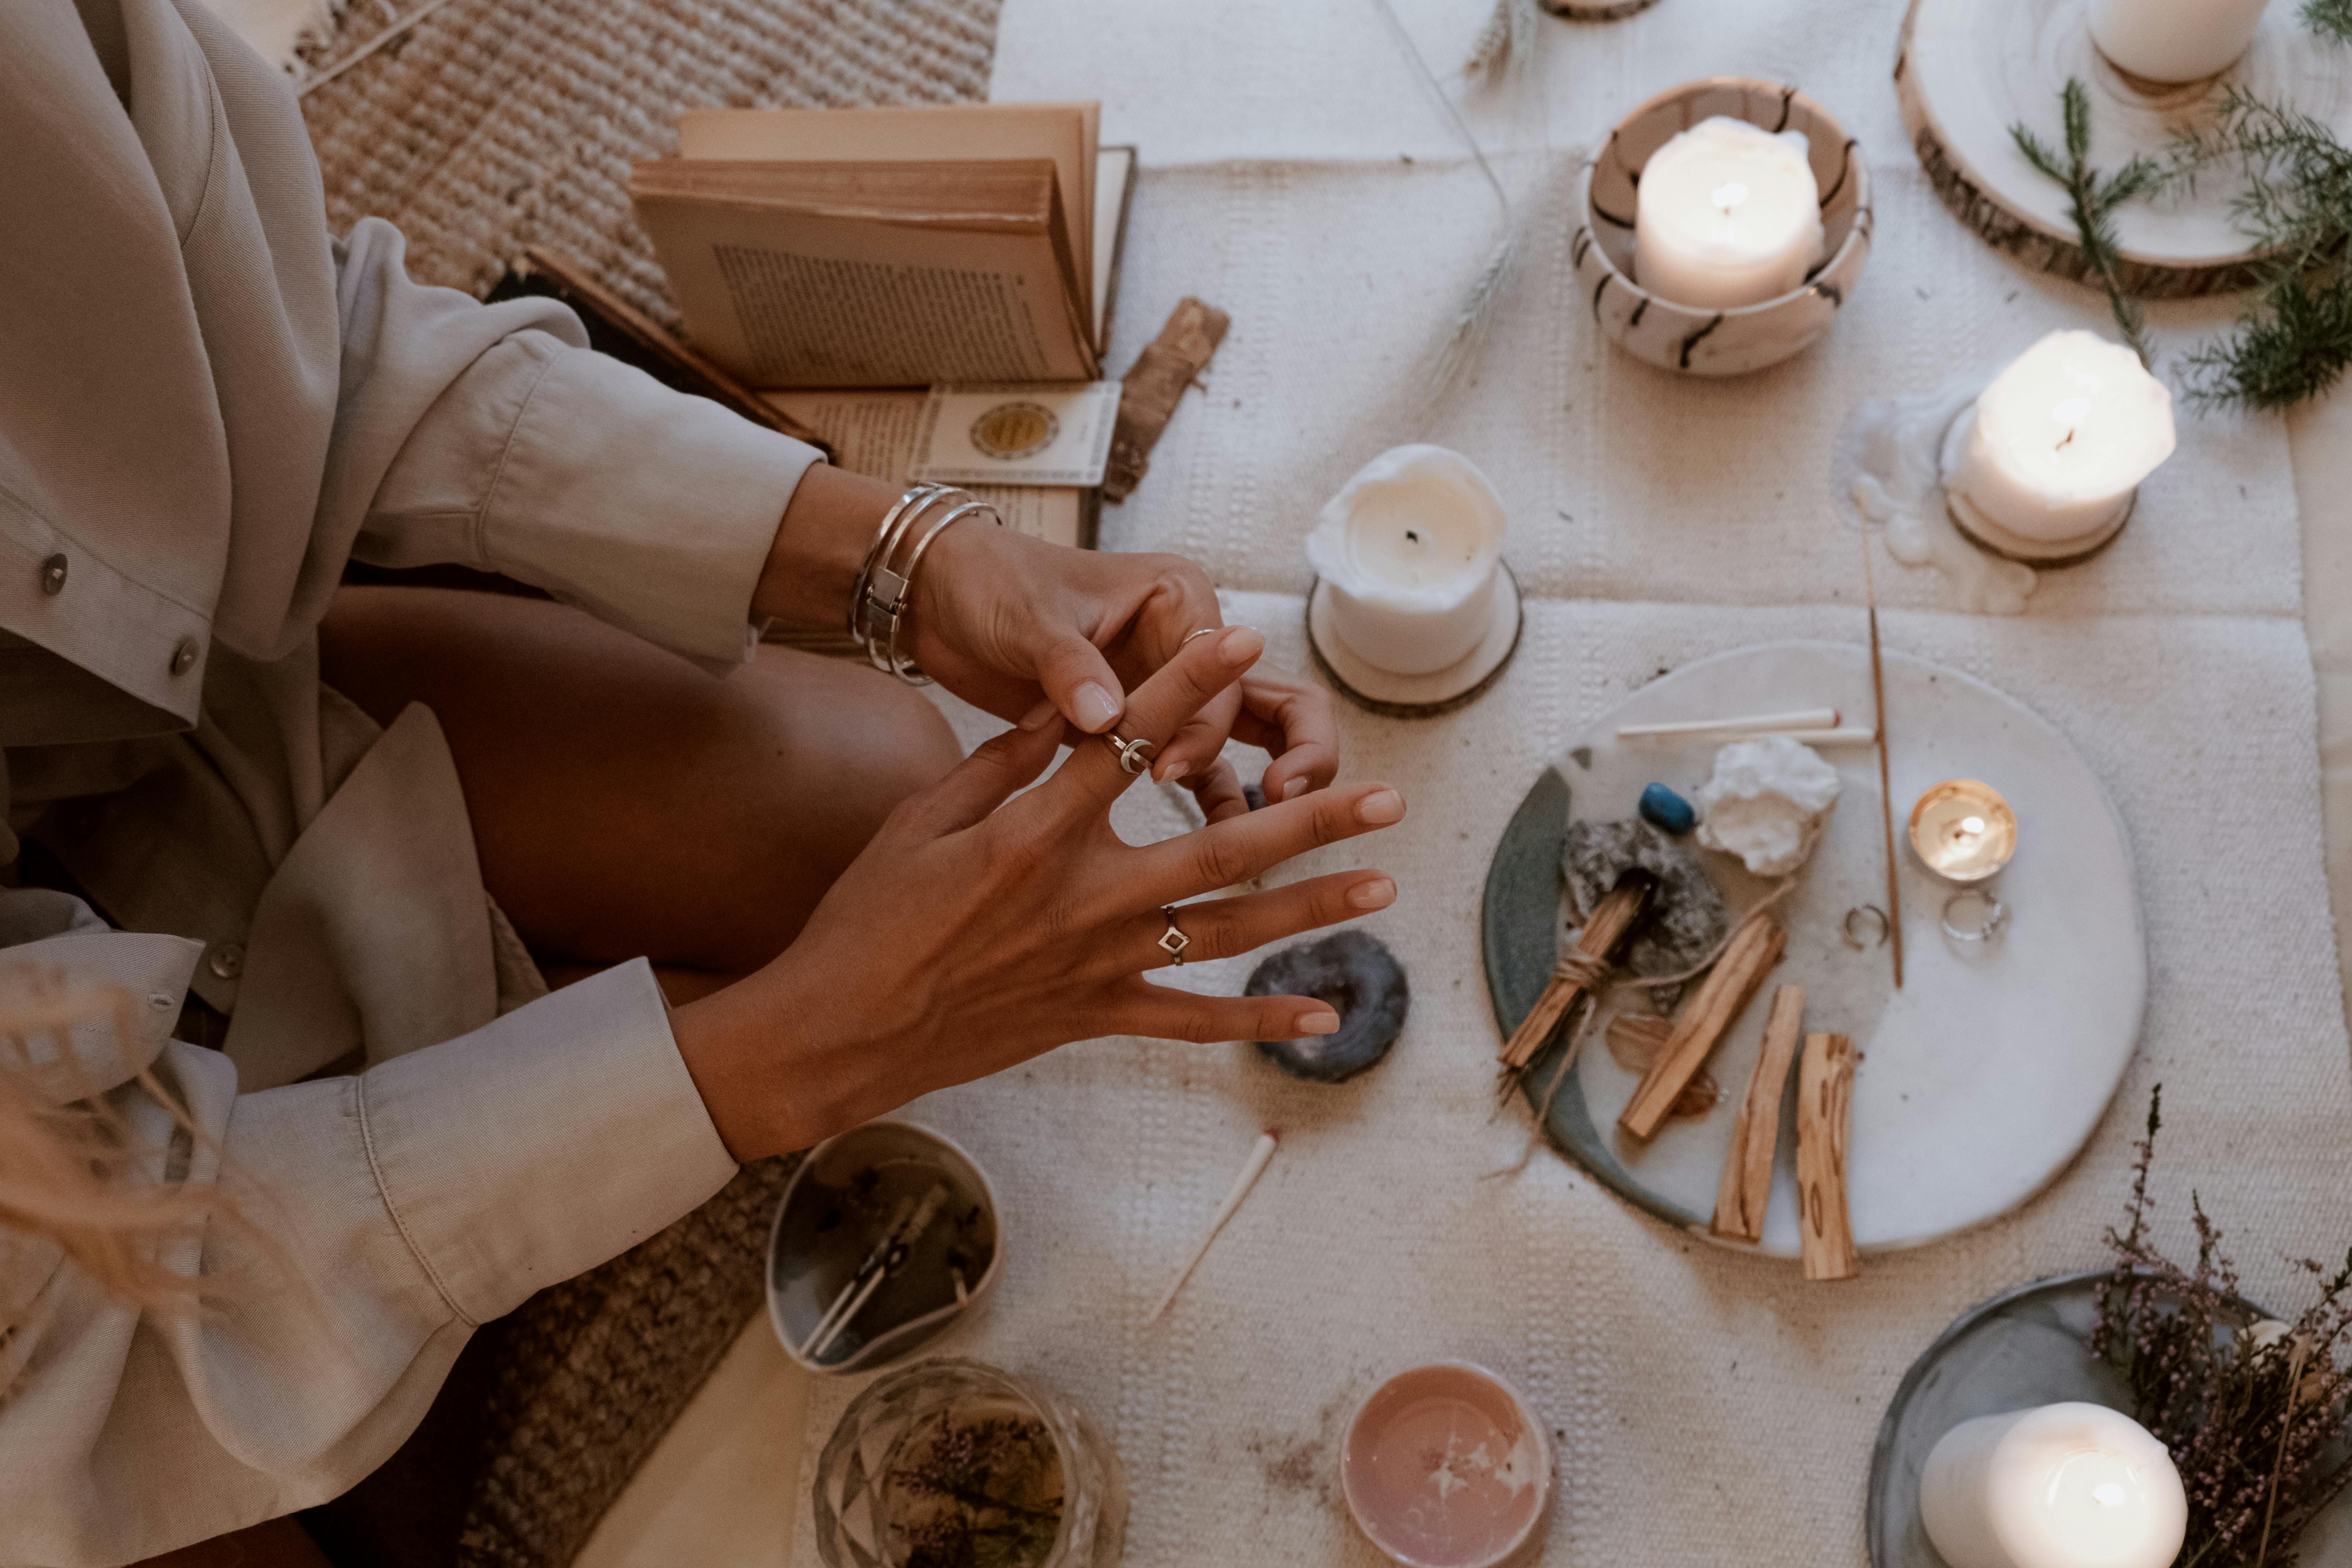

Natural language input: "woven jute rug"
[291,2,1001,1562]
[300,0,1003,322]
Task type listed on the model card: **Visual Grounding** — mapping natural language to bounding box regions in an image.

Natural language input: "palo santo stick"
[1711,985,1806,1243]
[1617,707,1839,738]
[1797,1032,1860,1282]
[1619,911,1787,1140]
[1499,879,1651,1069]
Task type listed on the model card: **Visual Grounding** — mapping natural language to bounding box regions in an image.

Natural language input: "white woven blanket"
[789,5,2352,1561]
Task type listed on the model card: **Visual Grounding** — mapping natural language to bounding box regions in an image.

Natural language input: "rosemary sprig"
[2305,0,2352,46]
[2165,87,2352,409]
[2011,78,2164,364]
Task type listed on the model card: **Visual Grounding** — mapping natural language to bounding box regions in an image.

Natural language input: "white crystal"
[1693,735,1842,876]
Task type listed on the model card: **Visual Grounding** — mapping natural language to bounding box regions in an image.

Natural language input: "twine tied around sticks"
[1484,876,1799,1180]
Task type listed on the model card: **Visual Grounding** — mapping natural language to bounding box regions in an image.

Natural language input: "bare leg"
[317,587,963,995]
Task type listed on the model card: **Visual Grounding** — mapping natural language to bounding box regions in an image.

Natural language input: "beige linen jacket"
[0,2,827,1561]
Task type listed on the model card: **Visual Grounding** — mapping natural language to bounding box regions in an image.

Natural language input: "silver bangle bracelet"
[849,484,1002,685]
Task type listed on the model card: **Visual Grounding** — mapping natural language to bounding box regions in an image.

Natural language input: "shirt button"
[170,637,201,676]
[207,943,245,980]
[40,554,66,596]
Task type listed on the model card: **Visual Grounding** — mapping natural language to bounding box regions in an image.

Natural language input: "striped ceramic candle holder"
[1573,78,1873,377]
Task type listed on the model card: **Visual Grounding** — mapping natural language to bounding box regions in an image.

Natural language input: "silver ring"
[1941,888,2008,943]
[1158,905,1191,965]
[1107,732,1156,776]
[1841,905,1889,950]
[1181,627,1219,647]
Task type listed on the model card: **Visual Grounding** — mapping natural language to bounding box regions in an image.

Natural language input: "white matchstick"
[1617,707,1840,739]
[1147,1129,1280,1324]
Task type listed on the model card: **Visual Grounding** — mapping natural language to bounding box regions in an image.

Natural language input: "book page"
[678,103,1099,328]
[762,390,1083,548]
[634,190,1095,387]
[1093,146,1135,354]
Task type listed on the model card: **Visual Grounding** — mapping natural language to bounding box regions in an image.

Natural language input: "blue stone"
[1638,782,1697,837]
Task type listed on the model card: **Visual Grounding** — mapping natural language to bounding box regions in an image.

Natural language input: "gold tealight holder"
[1907,779,2017,885]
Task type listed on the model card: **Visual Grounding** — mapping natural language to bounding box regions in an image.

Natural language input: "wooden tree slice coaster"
[1895,0,2352,298]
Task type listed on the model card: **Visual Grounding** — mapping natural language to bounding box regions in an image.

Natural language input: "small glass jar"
[812,1357,1129,1568]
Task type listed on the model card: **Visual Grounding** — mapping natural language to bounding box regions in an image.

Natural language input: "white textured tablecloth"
[774,6,2352,1562]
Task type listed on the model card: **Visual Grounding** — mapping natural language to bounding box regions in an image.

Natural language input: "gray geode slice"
[1562,817,1733,1008]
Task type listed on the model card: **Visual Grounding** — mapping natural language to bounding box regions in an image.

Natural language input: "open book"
[633,102,1134,389]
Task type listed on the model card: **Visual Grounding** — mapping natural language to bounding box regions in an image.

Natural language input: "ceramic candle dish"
[1574,78,1873,376]
[766,1119,1003,1375]
[1341,1362,1554,1568]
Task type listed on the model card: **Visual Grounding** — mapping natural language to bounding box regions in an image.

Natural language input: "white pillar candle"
[1947,329,2174,545]
[1305,446,1506,676]
[1919,1403,2187,1568]
[1633,116,1825,310]
[2089,0,2270,84]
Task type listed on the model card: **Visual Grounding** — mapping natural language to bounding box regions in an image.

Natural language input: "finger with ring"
[1132,874,1398,971]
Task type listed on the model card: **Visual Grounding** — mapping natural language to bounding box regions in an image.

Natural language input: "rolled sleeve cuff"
[486,342,821,667]
[358,958,738,1325]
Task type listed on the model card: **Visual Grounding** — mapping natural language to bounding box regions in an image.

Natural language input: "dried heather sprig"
[2090,1087,2352,1568]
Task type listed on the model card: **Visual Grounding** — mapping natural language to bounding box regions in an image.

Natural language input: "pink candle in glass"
[1340,1363,1554,1568]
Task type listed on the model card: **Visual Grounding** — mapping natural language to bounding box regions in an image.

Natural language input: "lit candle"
[1633,116,1825,309]
[1341,1363,1551,1568]
[1306,446,1507,676]
[1945,330,2174,548]
[1919,1403,2187,1568]
[1907,779,2017,884]
[2088,0,2271,85]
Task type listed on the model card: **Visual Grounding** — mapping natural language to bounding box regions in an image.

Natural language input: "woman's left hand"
[906,520,1338,821]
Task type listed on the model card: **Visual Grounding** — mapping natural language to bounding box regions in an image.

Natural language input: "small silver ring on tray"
[1941,888,2008,944]
[1106,732,1156,776]
[1842,904,1890,950]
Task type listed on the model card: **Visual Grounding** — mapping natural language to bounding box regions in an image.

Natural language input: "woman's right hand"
[670,626,1406,1162]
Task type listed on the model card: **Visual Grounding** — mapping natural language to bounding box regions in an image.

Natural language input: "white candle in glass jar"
[1946,330,2175,545]
[2089,0,2271,85]
[1305,446,1506,676]
[1633,116,1825,310]
[1919,1403,2187,1568]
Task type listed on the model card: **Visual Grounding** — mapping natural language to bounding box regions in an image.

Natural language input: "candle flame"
[1710,180,1749,213]
[1960,816,1985,835]
[2092,1482,2129,1507]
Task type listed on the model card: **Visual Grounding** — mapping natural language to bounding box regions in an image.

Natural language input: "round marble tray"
[1896,0,2352,296]
[1479,641,2147,1255]
[1866,1271,2352,1567]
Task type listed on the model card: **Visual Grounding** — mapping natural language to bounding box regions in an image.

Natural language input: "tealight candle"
[2088,0,2271,85]
[1943,330,2175,554]
[1908,779,2017,884]
[1306,446,1507,676]
[1341,1363,1551,1568]
[1633,115,1825,309]
[1919,1403,2187,1568]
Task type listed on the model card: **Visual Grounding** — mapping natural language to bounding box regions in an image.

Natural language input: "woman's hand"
[669,626,1405,1162]
[908,522,1338,820]
[752,466,1340,819]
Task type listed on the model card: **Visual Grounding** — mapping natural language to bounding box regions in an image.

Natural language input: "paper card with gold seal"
[910,381,1122,488]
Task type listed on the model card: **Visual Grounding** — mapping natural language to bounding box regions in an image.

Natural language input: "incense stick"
[1860,533,1905,989]
[1147,1130,1279,1323]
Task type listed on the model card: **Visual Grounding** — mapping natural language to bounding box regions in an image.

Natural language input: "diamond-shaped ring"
[1157,905,1191,966]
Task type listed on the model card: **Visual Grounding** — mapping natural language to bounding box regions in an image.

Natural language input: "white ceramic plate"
[1482,641,2147,1255]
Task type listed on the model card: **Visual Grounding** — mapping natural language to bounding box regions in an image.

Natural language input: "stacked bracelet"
[848,484,1003,684]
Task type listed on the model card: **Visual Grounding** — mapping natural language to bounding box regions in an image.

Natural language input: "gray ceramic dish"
[1866,1270,2352,1567]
